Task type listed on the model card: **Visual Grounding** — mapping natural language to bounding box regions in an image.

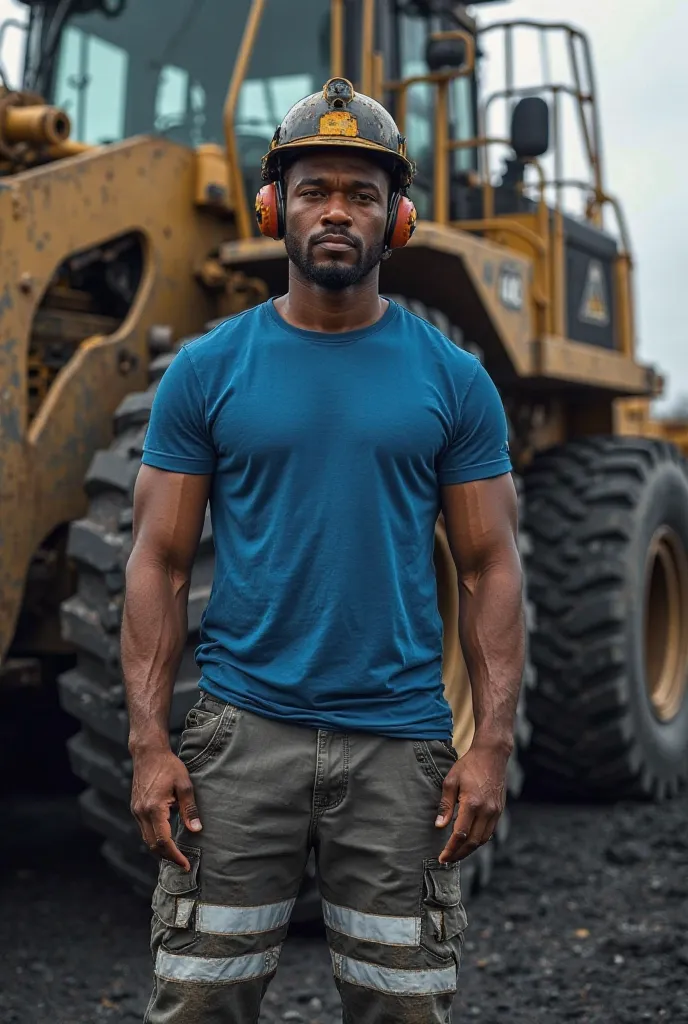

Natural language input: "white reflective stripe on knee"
[155,946,281,984]
[322,899,421,946]
[331,951,456,996]
[196,898,295,935]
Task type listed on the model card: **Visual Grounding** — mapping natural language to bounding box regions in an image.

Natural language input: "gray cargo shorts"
[144,694,467,1024]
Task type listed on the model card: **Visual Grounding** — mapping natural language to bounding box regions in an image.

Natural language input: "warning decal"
[579,260,610,326]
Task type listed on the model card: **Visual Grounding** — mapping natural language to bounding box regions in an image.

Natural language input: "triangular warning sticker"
[579,260,610,326]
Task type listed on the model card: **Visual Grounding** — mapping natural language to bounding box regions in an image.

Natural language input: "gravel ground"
[1,784,687,1024]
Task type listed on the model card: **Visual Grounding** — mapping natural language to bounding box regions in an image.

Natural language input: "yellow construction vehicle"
[1,0,686,900]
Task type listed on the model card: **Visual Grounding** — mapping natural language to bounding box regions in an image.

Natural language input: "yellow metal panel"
[0,137,228,660]
[535,335,653,393]
[408,224,535,373]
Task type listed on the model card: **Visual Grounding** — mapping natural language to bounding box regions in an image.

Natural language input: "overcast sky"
[1,0,685,409]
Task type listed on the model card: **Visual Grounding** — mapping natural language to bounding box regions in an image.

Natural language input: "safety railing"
[384,30,476,228]
[387,18,634,348]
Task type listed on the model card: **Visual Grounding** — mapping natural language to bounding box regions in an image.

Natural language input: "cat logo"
[579,260,610,326]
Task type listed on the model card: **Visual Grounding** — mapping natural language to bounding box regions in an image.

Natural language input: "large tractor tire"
[57,343,223,895]
[524,437,688,798]
[59,300,529,906]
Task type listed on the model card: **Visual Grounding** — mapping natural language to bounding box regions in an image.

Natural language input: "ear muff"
[255,179,286,239]
[385,192,417,250]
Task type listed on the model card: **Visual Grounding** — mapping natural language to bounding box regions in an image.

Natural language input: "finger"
[448,807,502,863]
[132,807,158,854]
[435,773,460,829]
[454,811,493,862]
[150,810,191,871]
[176,778,203,834]
[439,799,478,864]
[155,836,190,870]
[477,811,501,848]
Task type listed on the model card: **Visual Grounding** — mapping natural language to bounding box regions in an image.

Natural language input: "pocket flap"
[425,862,461,908]
[152,888,197,929]
[158,846,201,895]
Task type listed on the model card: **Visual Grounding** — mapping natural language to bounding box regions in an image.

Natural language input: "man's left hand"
[434,739,512,864]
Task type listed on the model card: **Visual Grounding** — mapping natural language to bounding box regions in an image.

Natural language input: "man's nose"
[321,194,353,225]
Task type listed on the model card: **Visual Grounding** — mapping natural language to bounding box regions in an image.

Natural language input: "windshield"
[38,0,330,161]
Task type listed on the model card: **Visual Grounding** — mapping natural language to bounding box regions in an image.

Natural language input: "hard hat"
[261,77,415,188]
[256,77,417,250]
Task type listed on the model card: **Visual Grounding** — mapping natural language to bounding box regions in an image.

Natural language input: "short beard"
[285,232,386,291]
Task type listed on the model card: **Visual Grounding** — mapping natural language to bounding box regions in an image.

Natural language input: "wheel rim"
[644,526,688,722]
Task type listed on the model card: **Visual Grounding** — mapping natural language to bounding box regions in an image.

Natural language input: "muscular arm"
[122,464,211,867]
[443,473,525,749]
[435,473,526,862]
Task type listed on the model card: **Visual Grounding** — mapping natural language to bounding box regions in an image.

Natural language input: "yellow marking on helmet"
[319,111,359,137]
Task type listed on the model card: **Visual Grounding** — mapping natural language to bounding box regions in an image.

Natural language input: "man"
[125,78,525,1024]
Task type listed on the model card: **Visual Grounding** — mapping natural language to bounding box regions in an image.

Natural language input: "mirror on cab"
[510,96,550,159]
[425,34,467,72]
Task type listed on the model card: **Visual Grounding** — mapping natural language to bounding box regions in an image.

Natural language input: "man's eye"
[354,193,375,202]
[302,190,324,198]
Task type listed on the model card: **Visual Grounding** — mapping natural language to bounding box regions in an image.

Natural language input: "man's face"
[283,151,390,290]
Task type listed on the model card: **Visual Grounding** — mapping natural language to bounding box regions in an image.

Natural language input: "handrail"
[478,19,593,41]
[455,218,547,255]
[384,39,475,226]
[478,19,604,215]
[223,0,267,240]
[331,0,344,78]
[360,0,375,94]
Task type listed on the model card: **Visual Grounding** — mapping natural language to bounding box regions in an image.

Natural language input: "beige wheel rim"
[644,526,688,722]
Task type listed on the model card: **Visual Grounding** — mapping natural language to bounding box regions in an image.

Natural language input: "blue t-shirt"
[141,298,511,739]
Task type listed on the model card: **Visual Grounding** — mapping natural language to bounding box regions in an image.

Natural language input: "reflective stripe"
[174,899,196,928]
[196,898,295,935]
[155,946,281,984]
[322,899,421,947]
[332,952,456,996]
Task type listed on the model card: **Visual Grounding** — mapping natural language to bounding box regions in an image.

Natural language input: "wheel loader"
[1,0,687,904]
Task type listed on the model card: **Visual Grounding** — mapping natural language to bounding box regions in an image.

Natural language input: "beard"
[285,229,386,290]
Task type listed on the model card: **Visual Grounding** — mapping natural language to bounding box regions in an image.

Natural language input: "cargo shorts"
[144,694,467,1024]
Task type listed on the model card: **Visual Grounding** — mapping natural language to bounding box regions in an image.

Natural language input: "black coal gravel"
[1,791,687,1024]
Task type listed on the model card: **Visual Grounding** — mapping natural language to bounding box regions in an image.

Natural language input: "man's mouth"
[314,234,357,252]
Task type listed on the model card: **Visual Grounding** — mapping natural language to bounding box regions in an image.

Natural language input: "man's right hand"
[130,746,202,871]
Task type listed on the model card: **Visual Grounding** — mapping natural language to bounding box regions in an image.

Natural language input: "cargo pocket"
[177,699,235,772]
[152,846,201,953]
[420,860,468,970]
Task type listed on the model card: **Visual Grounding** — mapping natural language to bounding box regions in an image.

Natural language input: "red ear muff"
[385,192,417,250]
[255,181,285,239]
